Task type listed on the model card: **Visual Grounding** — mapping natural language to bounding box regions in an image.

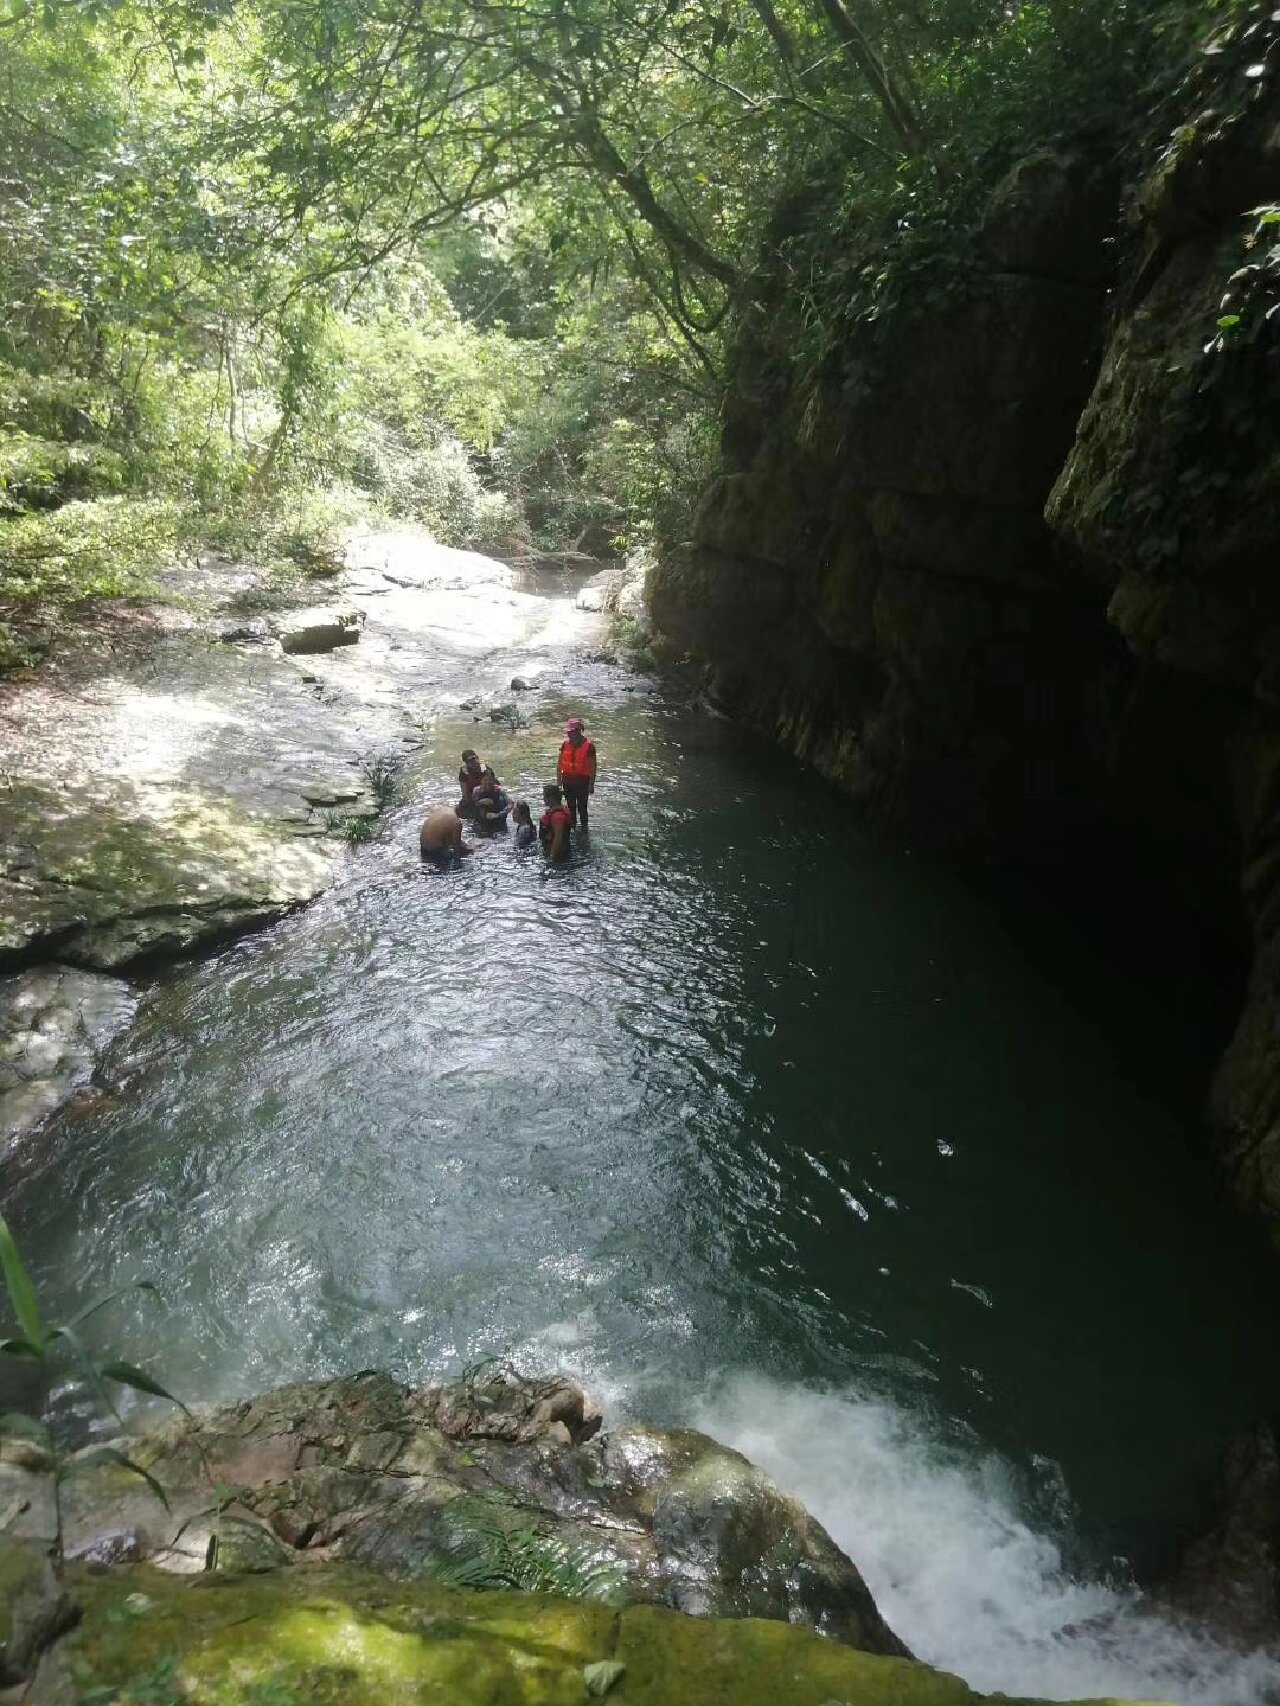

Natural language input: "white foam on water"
[690,1374,1280,1706]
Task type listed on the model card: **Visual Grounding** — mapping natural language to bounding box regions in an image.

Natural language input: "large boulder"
[0,1370,903,1659]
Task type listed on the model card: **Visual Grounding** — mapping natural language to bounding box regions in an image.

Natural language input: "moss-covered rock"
[0,1371,902,1657]
[30,1562,1166,1706]
[0,1538,78,1685]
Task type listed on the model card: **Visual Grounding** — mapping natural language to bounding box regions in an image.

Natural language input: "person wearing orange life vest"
[557,716,597,829]
[539,783,572,862]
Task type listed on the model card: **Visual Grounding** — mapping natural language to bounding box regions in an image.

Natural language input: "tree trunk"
[573,107,741,292]
[810,0,930,158]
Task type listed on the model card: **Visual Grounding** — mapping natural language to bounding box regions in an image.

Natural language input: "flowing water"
[5,552,1280,1703]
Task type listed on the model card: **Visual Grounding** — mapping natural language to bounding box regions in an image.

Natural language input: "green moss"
[57,1563,1172,1706]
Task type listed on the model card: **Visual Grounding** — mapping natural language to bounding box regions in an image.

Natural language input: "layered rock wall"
[649,12,1280,1223]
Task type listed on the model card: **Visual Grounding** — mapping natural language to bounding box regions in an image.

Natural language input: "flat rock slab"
[0,964,136,1148]
[0,622,386,970]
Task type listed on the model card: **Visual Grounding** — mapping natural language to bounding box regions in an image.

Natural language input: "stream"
[5,549,1280,1704]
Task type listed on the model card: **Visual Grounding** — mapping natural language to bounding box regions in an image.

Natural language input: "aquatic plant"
[320,809,378,844]
[0,1213,184,1564]
[358,751,403,809]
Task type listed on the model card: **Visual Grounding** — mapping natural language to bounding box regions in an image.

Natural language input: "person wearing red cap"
[557,716,597,829]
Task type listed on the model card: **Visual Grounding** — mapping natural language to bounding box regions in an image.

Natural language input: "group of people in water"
[419,716,598,868]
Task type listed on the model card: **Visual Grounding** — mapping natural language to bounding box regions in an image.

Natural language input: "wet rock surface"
[0,1370,905,1658]
[0,964,136,1149]
[1165,1424,1280,1650]
[272,606,363,655]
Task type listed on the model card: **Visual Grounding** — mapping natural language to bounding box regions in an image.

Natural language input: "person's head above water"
[513,800,532,825]
[543,782,563,807]
[480,766,499,785]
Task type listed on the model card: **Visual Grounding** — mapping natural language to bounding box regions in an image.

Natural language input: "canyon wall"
[649,13,1280,1225]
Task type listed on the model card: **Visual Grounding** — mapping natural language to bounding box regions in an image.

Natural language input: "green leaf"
[62,1445,169,1510]
[1217,313,1242,330]
[0,1215,42,1349]
[0,1337,39,1360]
[47,1321,119,1422]
[583,1659,626,1696]
[61,1280,161,1333]
[98,1360,189,1416]
[0,1410,49,1443]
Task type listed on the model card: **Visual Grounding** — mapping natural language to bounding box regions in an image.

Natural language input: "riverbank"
[0,529,622,1150]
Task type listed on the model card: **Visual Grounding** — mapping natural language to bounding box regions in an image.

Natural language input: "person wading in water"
[556,717,597,830]
[457,750,483,816]
[539,783,572,862]
[420,806,474,868]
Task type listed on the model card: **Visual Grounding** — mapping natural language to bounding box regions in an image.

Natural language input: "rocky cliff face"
[649,9,1280,1230]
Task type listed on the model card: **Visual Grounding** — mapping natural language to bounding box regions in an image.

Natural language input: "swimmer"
[456,749,483,816]
[513,800,536,850]
[420,806,473,867]
[471,766,512,835]
[539,783,572,862]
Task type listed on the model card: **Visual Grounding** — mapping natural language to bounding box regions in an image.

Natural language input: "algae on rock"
[30,1562,1169,1706]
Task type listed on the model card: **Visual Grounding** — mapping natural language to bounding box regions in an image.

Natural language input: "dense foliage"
[0,0,1235,651]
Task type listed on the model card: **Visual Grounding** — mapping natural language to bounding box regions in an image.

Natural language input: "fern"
[419,1493,627,1602]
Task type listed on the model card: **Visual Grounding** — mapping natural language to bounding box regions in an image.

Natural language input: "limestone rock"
[12,1370,904,1658]
[1164,1424,1280,1648]
[576,571,624,614]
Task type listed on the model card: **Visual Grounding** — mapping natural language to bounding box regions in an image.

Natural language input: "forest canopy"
[0,0,1224,649]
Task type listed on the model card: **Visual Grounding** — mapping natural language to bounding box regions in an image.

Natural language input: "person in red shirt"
[456,749,483,817]
[539,783,572,862]
[556,717,597,829]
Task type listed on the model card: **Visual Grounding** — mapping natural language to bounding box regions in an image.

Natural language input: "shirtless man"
[420,806,473,867]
